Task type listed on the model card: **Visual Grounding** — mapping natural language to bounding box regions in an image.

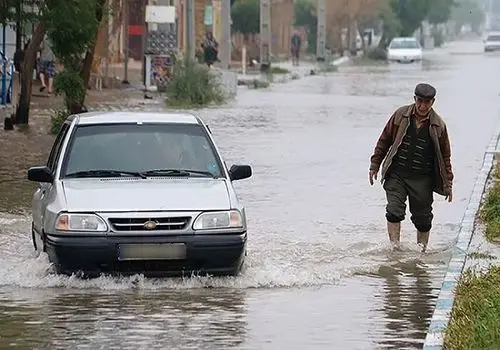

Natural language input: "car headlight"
[192,210,243,230]
[55,213,108,232]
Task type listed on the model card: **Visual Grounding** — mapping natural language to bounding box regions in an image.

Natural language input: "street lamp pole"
[316,0,326,62]
[259,0,271,71]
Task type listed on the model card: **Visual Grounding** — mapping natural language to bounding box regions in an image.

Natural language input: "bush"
[364,47,387,60]
[165,56,226,108]
[50,109,71,135]
[53,69,86,112]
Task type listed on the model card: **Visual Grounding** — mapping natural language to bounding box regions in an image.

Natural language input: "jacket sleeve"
[369,113,396,171]
[439,125,454,190]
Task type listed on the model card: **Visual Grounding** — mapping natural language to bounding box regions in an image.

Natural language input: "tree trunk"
[71,0,107,114]
[15,23,45,125]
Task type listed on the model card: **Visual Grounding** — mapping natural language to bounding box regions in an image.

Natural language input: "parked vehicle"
[484,31,500,52]
[28,112,253,277]
[387,37,423,63]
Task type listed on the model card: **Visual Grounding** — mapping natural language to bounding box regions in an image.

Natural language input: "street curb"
[422,122,500,349]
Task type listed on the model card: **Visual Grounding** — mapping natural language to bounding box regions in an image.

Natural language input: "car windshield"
[61,123,224,178]
[487,35,500,41]
[389,39,419,49]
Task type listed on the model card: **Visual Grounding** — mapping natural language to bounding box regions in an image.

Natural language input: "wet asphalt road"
[0,39,499,349]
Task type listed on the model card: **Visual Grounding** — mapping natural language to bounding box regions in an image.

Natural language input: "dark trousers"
[383,172,434,232]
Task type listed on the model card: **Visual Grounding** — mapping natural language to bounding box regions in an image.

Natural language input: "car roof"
[71,111,202,126]
[487,31,500,36]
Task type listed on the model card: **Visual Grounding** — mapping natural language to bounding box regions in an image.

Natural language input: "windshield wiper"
[65,169,147,179]
[142,168,217,178]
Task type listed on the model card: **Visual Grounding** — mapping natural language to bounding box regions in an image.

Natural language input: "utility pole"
[122,0,130,84]
[219,0,231,69]
[316,0,326,61]
[259,0,271,71]
[184,0,195,58]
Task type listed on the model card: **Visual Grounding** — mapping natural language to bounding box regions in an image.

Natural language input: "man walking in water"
[369,83,454,252]
[290,31,301,66]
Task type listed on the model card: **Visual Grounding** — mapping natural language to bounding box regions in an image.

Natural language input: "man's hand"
[446,190,453,203]
[369,170,378,186]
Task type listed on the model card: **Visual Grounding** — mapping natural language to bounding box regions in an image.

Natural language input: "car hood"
[61,178,231,212]
[388,48,421,56]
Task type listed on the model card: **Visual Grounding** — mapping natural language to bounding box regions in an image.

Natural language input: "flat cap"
[414,83,436,100]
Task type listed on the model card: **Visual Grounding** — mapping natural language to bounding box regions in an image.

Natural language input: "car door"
[32,122,70,234]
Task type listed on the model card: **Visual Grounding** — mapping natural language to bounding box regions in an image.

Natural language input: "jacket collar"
[402,104,442,127]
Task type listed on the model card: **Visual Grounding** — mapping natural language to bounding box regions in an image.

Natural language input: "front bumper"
[485,46,500,52]
[388,56,422,63]
[45,232,247,277]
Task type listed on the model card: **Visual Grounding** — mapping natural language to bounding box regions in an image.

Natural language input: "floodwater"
[1,40,499,349]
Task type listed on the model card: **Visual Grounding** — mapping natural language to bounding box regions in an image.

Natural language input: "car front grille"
[108,217,191,231]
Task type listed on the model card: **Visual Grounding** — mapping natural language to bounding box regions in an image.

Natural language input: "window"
[487,35,500,41]
[47,122,70,173]
[389,39,420,49]
[60,123,224,178]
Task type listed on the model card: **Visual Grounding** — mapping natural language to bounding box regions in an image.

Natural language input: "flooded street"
[1,40,499,349]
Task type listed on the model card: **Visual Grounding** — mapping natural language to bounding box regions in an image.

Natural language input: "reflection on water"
[0,288,247,349]
[375,259,436,349]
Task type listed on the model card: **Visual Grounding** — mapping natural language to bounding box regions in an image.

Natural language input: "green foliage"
[54,69,86,111]
[389,0,431,36]
[50,109,70,135]
[44,0,103,68]
[0,0,15,24]
[165,57,226,108]
[44,0,105,111]
[294,0,317,54]
[377,0,402,48]
[231,0,260,36]
[427,0,455,25]
[445,266,500,349]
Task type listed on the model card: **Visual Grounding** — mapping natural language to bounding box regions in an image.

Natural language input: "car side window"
[47,122,70,172]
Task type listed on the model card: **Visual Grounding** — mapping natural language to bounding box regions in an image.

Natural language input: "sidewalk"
[236,56,351,86]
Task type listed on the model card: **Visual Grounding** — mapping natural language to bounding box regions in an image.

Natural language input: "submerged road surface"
[0,40,499,349]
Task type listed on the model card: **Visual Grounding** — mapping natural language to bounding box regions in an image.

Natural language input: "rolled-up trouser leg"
[383,173,407,223]
[406,175,434,233]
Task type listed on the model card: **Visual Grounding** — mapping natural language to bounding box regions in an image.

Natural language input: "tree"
[451,0,485,34]
[427,0,456,25]
[294,0,317,53]
[389,0,432,36]
[44,0,106,114]
[231,0,260,41]
[377,0,402,48]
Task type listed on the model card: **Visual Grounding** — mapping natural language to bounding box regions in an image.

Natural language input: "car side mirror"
[228,164,252,181]
[28,166,53,183]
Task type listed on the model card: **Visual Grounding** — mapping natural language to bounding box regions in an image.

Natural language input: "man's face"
[414,96,434,116]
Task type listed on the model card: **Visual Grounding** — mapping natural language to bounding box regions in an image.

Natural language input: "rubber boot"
[387,221,401,251]
[417,231,430,253]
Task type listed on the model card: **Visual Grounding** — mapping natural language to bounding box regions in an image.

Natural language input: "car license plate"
[118,243,187,261]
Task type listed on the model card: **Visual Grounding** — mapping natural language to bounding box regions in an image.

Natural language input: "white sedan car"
[387,37,423,63]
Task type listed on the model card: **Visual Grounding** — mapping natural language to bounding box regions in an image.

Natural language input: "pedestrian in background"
[290,30,301,66]
[369,83,454,252]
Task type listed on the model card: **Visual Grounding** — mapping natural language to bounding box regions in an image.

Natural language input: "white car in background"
[387,37,423,63]
[484,31,500,52]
